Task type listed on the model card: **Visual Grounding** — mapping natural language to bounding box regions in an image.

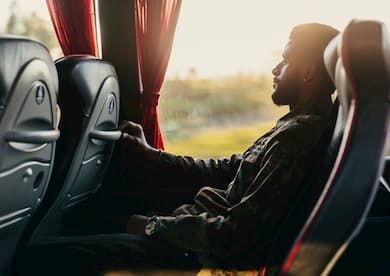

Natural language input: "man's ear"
[303,63,316,83]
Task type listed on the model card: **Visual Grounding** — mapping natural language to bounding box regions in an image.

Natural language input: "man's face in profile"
[271,40,303,106]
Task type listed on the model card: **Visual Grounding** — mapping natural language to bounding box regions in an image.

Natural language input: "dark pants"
[18,234,201,276]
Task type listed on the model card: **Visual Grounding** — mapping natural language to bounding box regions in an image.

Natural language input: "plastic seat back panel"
[0,36,58,275]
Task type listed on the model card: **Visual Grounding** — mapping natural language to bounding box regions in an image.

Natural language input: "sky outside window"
[1,0,390,77]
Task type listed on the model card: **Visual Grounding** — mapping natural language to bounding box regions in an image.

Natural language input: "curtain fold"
[135,0,182,149]
[46,0,99,56]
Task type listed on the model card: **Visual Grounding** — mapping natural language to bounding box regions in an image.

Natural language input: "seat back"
[282,20,390,275]
[0,36,59,275]
[29,56,120,240]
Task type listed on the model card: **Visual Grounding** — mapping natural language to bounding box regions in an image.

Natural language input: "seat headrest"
[0,35,58,111]
[342,20,390,102]
[324,20,390,121]
[55,55,117,116]
[323,34,340,86]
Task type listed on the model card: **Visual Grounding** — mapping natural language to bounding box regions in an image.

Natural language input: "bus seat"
[0,36,59,275]
[281,20,390,275]
[28,55,120,241]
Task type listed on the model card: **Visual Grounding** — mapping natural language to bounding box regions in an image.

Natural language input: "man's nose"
[272,65,280,76]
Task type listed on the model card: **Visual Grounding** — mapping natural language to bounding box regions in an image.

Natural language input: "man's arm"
[119,121,243,189]
[151,151,242,190]
[131,132,320,259]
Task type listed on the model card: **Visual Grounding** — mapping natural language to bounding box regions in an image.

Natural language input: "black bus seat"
[27,56,120,241]
[0,36,59,275]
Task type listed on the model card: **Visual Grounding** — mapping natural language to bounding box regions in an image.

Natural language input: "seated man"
[19,23,339,275]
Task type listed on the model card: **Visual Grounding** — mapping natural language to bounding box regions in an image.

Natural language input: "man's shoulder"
[277,114,331,147]
[284,113,329,131]
[292,113,327,127]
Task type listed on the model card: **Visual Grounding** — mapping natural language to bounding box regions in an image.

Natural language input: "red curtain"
[135,0,182,149]
[46,0,99,56]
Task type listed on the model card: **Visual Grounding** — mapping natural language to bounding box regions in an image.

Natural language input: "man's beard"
[271,91,284,106]
[271,85,298,107]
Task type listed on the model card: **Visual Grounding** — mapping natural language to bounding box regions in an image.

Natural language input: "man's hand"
[125,215,149,235]
[119,121,152,154]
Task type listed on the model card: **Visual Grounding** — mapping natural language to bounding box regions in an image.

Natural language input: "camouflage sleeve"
[149,131,319,258]
[150,151,243,190]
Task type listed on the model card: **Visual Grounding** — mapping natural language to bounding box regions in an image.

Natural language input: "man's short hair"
[290,23,339,93]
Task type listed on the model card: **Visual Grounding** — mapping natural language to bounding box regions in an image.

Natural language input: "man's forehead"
[282,40,294,58]
[282,39,310,61]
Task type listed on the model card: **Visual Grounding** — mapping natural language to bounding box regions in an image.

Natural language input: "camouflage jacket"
[148,109,333,268]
